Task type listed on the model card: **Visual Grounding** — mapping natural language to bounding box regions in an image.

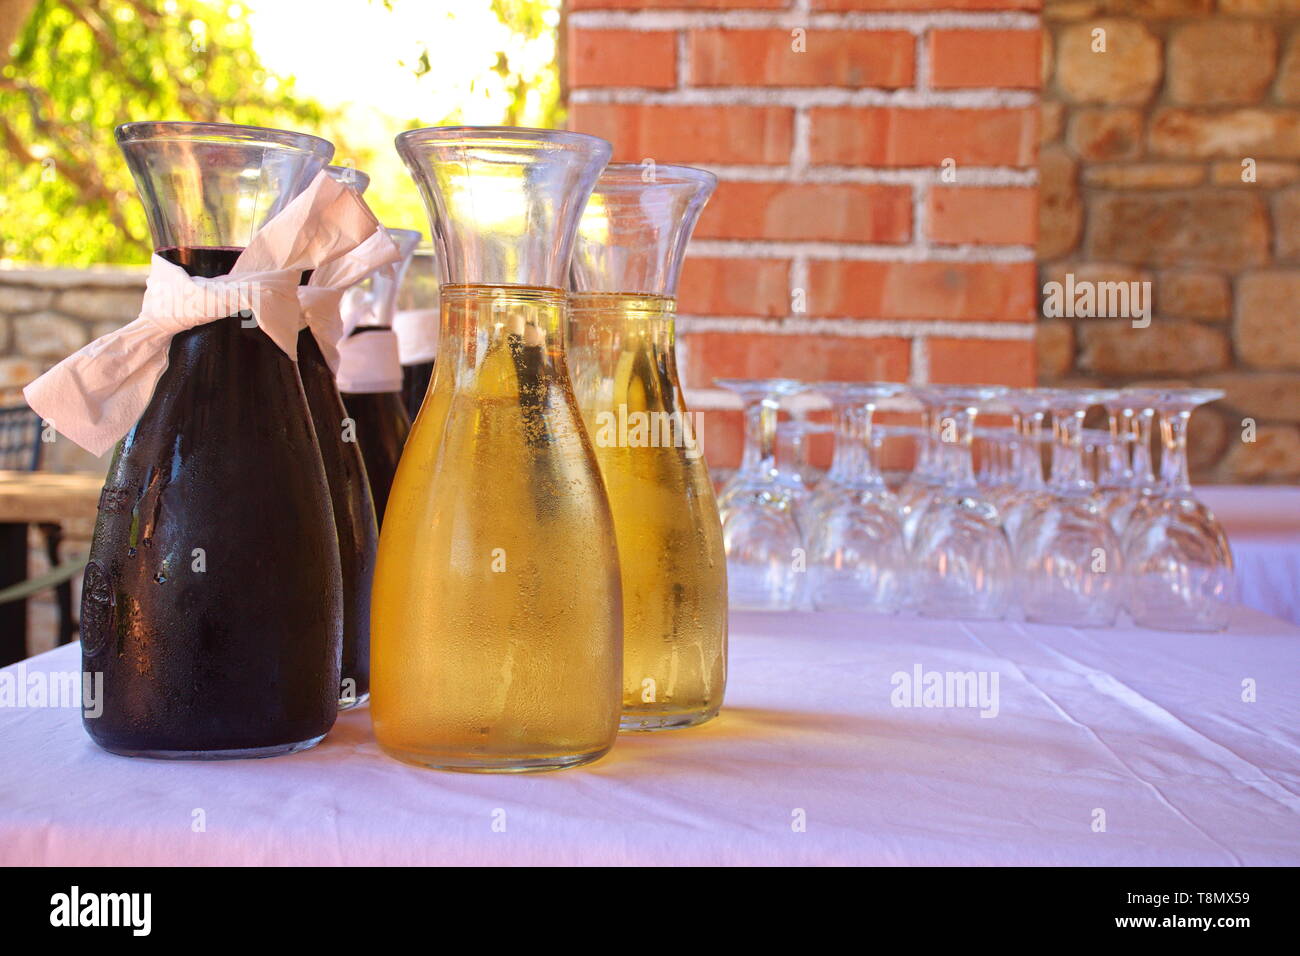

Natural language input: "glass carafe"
[297,164,391,709]
[339,228,422,526]
[83,122,340,758]
[568,163,726,732]
[394,245,441,420]
[373,127,620,772]
[298,169,382,711]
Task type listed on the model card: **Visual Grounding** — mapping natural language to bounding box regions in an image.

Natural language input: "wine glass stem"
[1021,410,1046,490]
[1105,408,1132,486]
[1133,409,1157,488]
[825,400,856,484]
[1160,409,1193,494]
[1007,411,1022,487]
[939,406,977,488]
[918,405,936,479]
[736,397,780,481]
[758,398,779,480]
[1050,408,1092,493]
[860,402,886,491]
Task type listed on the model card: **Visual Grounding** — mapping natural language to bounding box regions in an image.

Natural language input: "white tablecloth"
[2,608,1297,866]
[1200,485,1300,626]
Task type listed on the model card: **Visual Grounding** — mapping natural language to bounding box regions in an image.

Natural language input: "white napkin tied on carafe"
[336,330,403,394]
[298,227,403,373]
[332,229,415,394]
[393,308,439,365]
[24,171,391,457]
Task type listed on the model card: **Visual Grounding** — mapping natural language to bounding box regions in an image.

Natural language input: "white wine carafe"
[372,128,620,773]
[568,164,727,731]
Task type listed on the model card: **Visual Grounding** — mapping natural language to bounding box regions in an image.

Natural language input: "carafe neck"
[439,284,569,387]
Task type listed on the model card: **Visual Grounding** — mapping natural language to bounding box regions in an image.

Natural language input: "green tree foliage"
[0,0,336,265]
[382,0,562,130]
[489,0,562,128]
[1,0,563,266]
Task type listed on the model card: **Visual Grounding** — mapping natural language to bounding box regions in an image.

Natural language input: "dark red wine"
[340,385,410,528]
[298,330,378,706]
[82,246,343,757]
[401,360,434,422]
[340,327,412,528]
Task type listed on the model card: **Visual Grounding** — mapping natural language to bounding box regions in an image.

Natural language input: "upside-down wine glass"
[1016,388,1124,627]
[716,378,805,611]
[806,383,907,613]
[910,385,1014,620]
[1122,388,1235,632]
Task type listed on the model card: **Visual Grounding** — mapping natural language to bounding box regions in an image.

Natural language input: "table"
[0,470,105,524]
[0,471,103,664]
[1200,485,1300,626]
[1,608,1296,866]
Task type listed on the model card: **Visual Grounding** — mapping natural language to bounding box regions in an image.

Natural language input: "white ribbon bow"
[24,171,389,457]
[299,228,403,373]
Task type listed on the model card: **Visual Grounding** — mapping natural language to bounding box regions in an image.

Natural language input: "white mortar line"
[569,87,1037,108]
[676,29,688,89]
[675,315,1037,340]
[692,165,1038,185]
[912,181,928,245]
[790,108,811,176]
[568,12,1039,32]
[683,388,743,411]
[683,388,920,413]
[687,239,1037,263]
[910,337,930,384]
[914,25,930,94]
[789,256,810,320]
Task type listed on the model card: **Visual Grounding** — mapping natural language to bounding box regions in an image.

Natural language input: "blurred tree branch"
[0,0,335,264]
[0,0,38,69]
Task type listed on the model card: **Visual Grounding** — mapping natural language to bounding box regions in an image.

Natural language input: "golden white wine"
[371,285,623,771]
[570,292,727,731]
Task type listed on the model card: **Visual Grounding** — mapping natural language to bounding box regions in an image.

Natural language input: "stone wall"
[1038,0,1300,482]
[0,267,142,471]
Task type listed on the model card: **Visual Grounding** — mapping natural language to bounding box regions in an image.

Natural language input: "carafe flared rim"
[326,164,370,193]
[395,125,611,155]
[115,121,334,159]
[596,162,718,192]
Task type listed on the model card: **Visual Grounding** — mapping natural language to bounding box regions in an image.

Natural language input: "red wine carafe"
[82,122,342,759]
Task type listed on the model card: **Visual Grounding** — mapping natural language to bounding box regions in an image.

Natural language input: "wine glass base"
[94,733,328,761]
[813,599,901,615]
[918,607,1008,621]
[1128,613,1231,633]
[728,595,799,612]
[377,743,612,773]
[620,706,720,733]
[1023,610,1119,628]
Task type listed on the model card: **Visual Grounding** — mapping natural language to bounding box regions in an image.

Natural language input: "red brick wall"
[565,0,1042,465]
